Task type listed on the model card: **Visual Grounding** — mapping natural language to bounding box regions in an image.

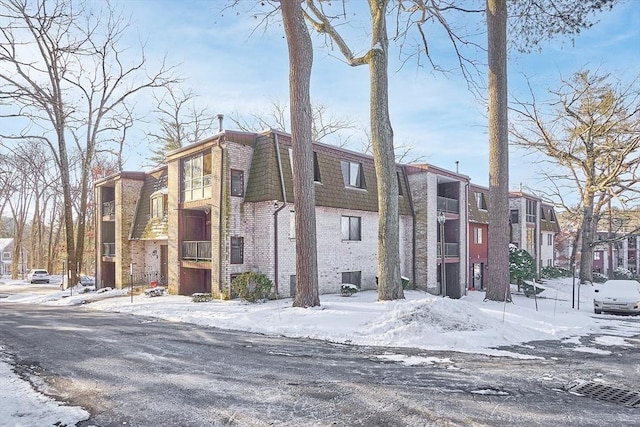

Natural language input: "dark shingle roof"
[245,131,412,215]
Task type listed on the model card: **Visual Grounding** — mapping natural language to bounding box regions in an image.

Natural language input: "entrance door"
[160,245,168,285]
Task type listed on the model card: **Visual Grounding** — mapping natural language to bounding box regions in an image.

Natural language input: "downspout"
[463,181,469,294]
[273,132,288,295]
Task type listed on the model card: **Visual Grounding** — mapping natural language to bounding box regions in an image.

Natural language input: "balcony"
[102,243,115,257]
[437,242,459,258]
[182,241,212,261]
[102,200,115,218]
[437,196,459,214]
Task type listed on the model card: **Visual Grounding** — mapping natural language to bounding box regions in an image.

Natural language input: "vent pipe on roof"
[217,114,224,132]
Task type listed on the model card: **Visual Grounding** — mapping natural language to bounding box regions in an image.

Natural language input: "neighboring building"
[468,184,489,290]
[509,192,560,277]
[0,238,28,276]
[465,187,561,287]
[592,232,640,277]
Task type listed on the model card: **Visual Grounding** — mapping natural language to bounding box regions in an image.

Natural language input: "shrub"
[509,245,535,285]
[192,292,212,302]
[231,272,273,303]
[614,267,634,280]
[340,283,358,297]
[541,266,573,279]
[592,272,607,283]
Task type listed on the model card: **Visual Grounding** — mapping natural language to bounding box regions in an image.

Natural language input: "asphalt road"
[0,303,638,426]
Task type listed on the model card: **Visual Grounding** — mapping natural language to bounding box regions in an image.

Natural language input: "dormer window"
[475,192,487,210]
[340,160,366,189]
[151,192,167,219]
[288,148,322,183]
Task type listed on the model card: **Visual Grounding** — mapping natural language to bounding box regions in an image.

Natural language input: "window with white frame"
[526,199,537,223]
[182,151,212,201]
[288,148,322,183]
[151,194,167,219]
[2,252,10,260]
[594,252,601,260]
[340,161,366,189]
[341,216,361,241]
[475,192,487,210]
[289,210,295,238]
[473,227,483,244]
[547,234,553,246]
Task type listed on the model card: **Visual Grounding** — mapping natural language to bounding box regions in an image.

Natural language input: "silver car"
[27,269,50,284]
[593,279,640,315]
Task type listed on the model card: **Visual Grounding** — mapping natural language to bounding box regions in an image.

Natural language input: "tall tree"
[305,0,404,300]
[0,0,175,286]
[485,0,511,301]
[511,71,640,283]
[281,1,320,307]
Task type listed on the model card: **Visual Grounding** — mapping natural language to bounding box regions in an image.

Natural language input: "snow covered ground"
[1,277,638,426]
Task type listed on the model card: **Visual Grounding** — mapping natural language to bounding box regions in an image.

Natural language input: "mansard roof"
[245,131,413,215]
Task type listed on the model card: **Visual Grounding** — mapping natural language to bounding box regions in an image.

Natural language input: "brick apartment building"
[95,128,557,299]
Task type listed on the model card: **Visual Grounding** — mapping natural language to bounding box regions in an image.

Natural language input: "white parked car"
[27,269,50,284]
[593,279,640,315]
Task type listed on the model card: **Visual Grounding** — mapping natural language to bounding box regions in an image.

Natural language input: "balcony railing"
[102,243,115,257]
[182,241,212,261]
[437,196,459,214]
[102,200,115,217]
[437,242,459,258]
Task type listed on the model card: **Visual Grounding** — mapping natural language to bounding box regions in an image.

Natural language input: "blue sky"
[119,0,640,193]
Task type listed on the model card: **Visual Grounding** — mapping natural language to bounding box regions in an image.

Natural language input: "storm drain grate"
[565,381,640,408]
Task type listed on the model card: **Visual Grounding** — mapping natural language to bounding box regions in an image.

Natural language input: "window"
[151,194,167,219]
[231,169,244,197]
[182,151,212,201]
[288,149,322,183]
[313,152,321,182]
[289,210,296,238]
[397,172,403,195]
[510,209,519,224]
[547,234,553,246]
[547,259,552,267]
[230,237,244,264]
[341,216,361,241]
[340,161,366,189]
[473,227,483,244]
[341,271,361,288]
[2,252,10,260]
[475,192,487,210]
[594,251,601,261]
[526,199,536,223]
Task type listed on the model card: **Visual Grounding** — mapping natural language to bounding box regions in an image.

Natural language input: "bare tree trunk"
[485,0,511,302]
[369,0,403,301]
[579,201,596,283]
[282,0,320,307]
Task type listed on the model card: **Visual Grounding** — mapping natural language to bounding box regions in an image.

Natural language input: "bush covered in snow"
[592,272,607,283]
[192,293,212,302]
[340,283,358,297]
[231,272,273,303]
[614,267,634,280]
[541,266,573,279]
